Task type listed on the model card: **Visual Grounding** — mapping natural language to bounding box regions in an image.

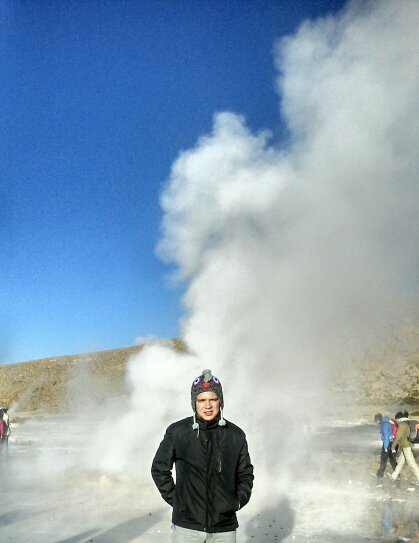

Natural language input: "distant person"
[151,369,254,542]
[373,413,398,478]
[0,408,8,456]
[387,411,419,485]
[2,408,11,449]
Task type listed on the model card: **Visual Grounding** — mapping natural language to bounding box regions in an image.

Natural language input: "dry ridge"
[0,334,417,415]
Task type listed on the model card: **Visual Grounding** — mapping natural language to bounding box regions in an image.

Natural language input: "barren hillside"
[0,333,417,414]
[0,345,142,413]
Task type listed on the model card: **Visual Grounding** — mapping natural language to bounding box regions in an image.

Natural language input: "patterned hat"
[191,369,225,431]
[191,368,224,410]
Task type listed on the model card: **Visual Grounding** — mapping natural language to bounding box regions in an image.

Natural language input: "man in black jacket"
[151,369,254,542]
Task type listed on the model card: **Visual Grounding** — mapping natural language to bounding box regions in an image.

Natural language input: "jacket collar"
[196,413,223,430]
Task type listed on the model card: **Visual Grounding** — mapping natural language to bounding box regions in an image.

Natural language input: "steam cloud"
[9,1,419,537]
[112,0,419,482]
[76,1,418,502]
[157,0,418,411]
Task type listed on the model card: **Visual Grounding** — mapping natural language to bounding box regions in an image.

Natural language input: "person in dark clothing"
[373,413,398,478]
[151,369,254,542]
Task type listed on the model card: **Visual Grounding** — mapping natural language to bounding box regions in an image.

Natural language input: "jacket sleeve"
[151,426,176,506]
[236,435,254,509]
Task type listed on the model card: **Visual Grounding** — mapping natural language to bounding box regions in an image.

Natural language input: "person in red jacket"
[151,369,254,542]
[0,409,5,439]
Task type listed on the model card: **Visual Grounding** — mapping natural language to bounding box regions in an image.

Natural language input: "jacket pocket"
[220,493,239,515]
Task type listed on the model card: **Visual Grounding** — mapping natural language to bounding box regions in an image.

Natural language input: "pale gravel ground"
[0,414,418,543]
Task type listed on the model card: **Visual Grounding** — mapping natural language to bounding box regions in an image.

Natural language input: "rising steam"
[109,0,419,481]
[156,0,419,419]
[78,3,419,502]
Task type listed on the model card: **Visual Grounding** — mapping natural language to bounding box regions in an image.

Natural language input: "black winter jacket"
[151,415,254,533]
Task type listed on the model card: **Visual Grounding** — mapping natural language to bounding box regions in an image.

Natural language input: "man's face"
[195,391,220,422]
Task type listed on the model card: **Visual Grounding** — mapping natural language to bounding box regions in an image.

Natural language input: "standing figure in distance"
[0,407,11,458]
[387,411,419,485]
[373,413,398,478]
[151,369,254,542]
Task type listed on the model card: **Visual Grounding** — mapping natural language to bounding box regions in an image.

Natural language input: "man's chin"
[200,414,217,421]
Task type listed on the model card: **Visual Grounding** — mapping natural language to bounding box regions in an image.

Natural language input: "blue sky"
[1,0,347,364]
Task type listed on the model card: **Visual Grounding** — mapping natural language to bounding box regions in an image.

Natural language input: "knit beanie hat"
[191,368,224,410]
[191,369,225,431]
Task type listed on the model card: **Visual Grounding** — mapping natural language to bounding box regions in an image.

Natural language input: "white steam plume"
[85,0,418,492]
[153,0,418,489]
[22,0,417,531]
[157,0,419,414]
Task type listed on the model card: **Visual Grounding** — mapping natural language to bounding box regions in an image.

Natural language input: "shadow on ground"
[0,507,47,527]
[243,495,295,541]
[53,511,163,543]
